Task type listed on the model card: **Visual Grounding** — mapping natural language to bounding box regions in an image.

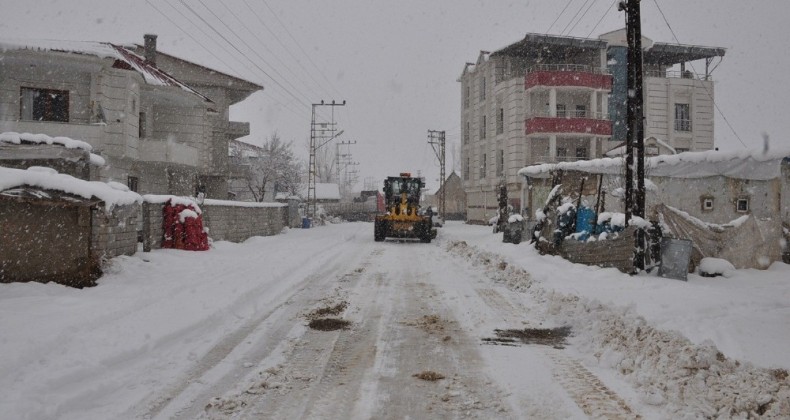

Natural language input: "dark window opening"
[127,176,139,192]
[576,147,588,159]
[496,108,504,134]
[139,112,147,138]
[736,197,749,213]
[675,103,691,131]
[20,87,69,122]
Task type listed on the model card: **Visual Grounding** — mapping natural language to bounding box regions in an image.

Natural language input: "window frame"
[736,196,750,213]
[674,103,692,132]
[20,87,70,122]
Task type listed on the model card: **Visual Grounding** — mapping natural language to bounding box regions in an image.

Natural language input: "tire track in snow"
[135,239,372,419]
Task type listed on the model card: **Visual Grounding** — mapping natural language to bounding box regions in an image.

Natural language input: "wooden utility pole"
[428,130,446,220]
[620,0,646,270]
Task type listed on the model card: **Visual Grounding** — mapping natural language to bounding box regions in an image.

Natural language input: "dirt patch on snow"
[403,314,446,334]
[308,318,350,331]
[482,326,571,349]
[306,301,348,320]
[413,370,445,381]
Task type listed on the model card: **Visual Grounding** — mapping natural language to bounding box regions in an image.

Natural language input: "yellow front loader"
[373,173,436,243]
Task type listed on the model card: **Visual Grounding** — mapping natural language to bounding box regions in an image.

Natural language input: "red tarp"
[162,201,209,251]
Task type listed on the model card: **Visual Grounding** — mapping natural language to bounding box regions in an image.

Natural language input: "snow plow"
[374,173,436,243]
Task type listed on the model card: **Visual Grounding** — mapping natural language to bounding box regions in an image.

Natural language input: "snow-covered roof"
[0,166,142,211]
[0,39,211,102]
[0,132,106,166]
[519,149,790,181]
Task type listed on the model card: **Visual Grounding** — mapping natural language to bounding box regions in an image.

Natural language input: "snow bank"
[444,235,790,419]
[0,166,141,211]
[699,258,736,277]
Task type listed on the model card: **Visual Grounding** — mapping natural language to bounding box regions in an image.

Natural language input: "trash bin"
[302,217,312,229]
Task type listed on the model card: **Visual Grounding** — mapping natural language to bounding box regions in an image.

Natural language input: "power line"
[193,0,315,106]
[560,0,593,36]
[216,1,326,103]
[241,0,335,100]
[587,0,618,38]
[259,0,344,99]
[146,0,306,120]
[547,0,576,33]
[178,0,311,109]
[652,0,746,148]
[566,0,600,36]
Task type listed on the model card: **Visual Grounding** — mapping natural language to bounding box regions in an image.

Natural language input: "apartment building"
[459,30,725,223]
[0,35,261,198]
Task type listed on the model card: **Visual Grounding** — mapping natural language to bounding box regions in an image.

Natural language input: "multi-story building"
[0,34,261,198]
[459,30,725,223]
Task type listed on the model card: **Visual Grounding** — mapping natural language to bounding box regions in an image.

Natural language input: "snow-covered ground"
[1,221,788,419]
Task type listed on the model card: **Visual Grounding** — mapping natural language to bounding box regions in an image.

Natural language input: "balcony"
[525,111,612,136]
[227,121,250,139]
[525,64,612,90]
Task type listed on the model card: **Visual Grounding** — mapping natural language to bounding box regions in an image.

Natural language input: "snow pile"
[0,131,106,166]
[0,166,141,211]
[446,241,533,292]
[143,194,202,213]
[699,258,736,278]
[508,214,524,223]
[443,236,790,418]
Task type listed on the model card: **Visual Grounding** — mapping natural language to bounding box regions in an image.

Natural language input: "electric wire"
[566,0,600,36]
[216,1,327,104]
[587,0,618,38]
[146,0,306,120]
[192,0,315,106]
[547,0,576,33]
[652,0,746,148]
[560,0,593,36]
[178,0,311,110]
[241,0,335,100]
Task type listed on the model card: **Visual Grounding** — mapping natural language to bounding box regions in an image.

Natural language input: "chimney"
[144,34,157,65]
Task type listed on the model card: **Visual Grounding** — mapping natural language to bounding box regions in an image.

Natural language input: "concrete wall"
[141,200,288,250]
[0,196,137,288]
[201,203,287,242]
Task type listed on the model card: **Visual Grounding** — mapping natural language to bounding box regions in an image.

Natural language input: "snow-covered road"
[1,222,788,419]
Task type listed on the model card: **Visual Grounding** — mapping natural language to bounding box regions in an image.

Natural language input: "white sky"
[2,0,788,191]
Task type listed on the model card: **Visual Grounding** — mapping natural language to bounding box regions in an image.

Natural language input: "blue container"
[575,207,596,241]
[302,217,312,229]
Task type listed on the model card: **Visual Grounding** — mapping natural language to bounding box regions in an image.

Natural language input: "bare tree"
[234,132,302,202]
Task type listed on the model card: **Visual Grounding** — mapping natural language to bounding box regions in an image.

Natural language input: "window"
[575,105,587,118]
[139,112,147,138]
[736,197,749,213]
[127,176,139,192]
[576,147,588,159]
[701,196,714,212]
[464,121,470,144]
[479,76,486,101]
[480,115,486,139]
[20,87,69,122]
[464,158,470,180]
[675,103,691,131]
[556,147,567,161]
[464,86,470,109]
[480,153,486,179]
[496,149,504,176]
[496,108,504,134]
[556,104,566,118]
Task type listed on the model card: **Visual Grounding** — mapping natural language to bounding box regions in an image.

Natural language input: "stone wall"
[141,197,288,250]
[201,201,287,243]
[91,204,139,261]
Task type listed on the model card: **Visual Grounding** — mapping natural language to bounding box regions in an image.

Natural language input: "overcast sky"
[2,0,788,191]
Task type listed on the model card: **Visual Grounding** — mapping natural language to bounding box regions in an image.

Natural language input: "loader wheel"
[420,221,432,243]
[374,220,385,242]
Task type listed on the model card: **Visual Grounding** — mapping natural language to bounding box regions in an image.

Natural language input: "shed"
[0,166,141,287]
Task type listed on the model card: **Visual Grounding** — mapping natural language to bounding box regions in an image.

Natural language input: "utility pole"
[428,130,446,221]
[309,100,345,220]
[620,0,646,270]
[335,139,357,193]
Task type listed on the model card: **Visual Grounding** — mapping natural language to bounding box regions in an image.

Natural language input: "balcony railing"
[525,113,612,136]
[525,65,613,90]
[645,70,710,81]
[528,64,609,74]
[527,110,609,120]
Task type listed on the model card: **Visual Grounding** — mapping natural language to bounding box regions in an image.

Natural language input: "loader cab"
[383,173,424,207]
